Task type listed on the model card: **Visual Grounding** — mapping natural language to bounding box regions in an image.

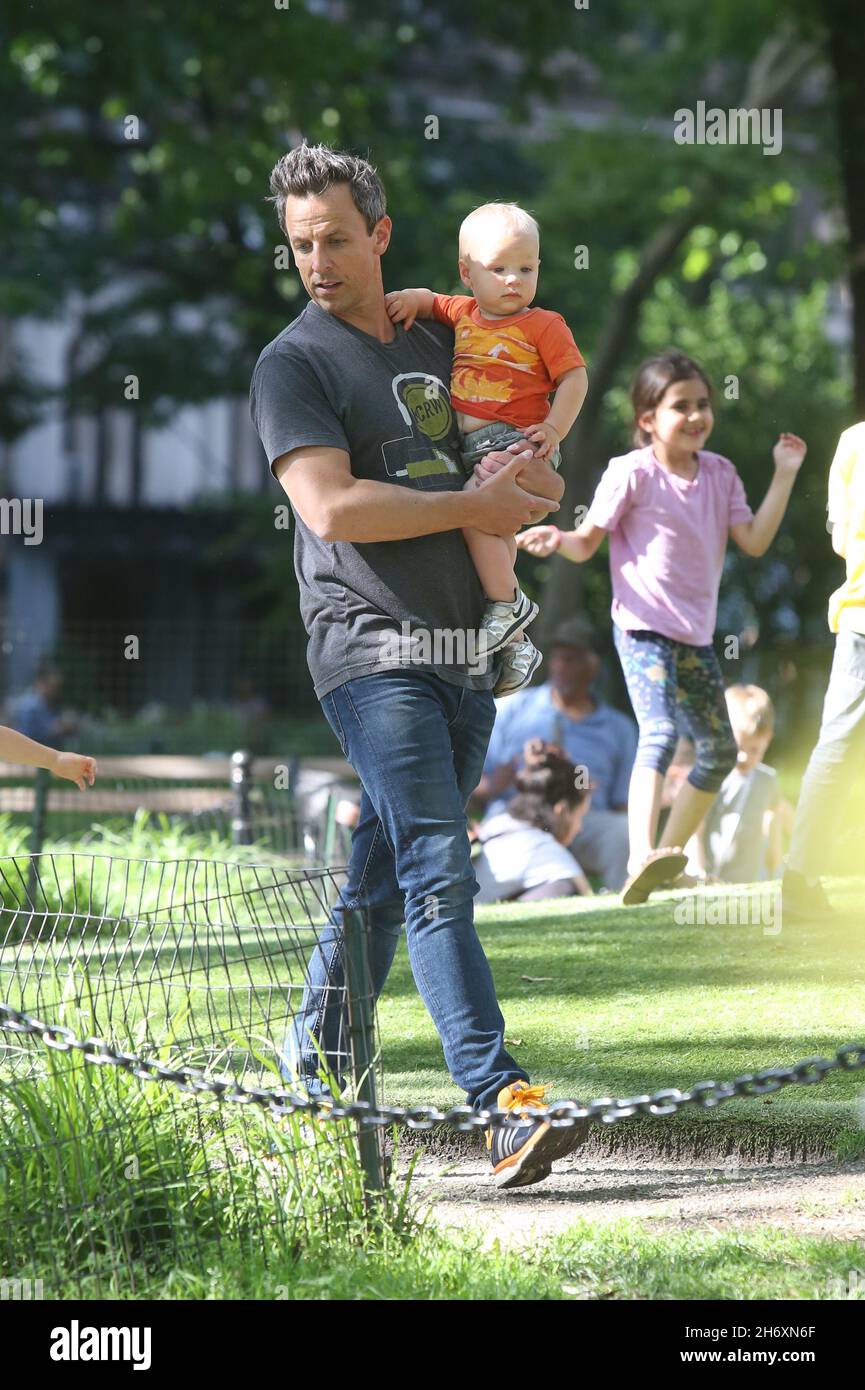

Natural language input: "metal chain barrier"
[3,1000,864,1132]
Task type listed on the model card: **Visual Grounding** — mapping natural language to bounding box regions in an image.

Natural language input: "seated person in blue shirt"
[7,665,78,748]
[471,617,637,890]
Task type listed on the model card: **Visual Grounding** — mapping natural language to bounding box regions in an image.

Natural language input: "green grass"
[5,844,862,1156]
[3,841,864,1299]
[27,1221,865,1301]
[0,1005,417,1296]
[377,880,865,1156]
[3,832,862,1156]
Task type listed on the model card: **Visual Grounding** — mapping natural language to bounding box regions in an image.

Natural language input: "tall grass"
[0,1002,417,1298]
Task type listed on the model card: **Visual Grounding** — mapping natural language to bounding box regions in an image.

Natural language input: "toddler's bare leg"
[463,527,518,604]
[460,474,519,604]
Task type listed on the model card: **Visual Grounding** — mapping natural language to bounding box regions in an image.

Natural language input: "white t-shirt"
[473,812,583,903]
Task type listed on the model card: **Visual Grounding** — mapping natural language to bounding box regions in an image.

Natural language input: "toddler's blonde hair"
[725,684,775,737]
[458,202,540,260]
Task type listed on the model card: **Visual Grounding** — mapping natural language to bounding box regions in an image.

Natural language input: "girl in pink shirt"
[518,350,806,903]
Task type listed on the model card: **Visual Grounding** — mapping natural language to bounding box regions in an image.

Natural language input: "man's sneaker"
[493,636,542,697]
[486,1081,588,1190]
[479,588,539,655]
[781,869,835,922]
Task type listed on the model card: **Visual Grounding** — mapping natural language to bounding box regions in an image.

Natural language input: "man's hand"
[467,456,559,536]
[513,449,564,508]
[473,441,564,509]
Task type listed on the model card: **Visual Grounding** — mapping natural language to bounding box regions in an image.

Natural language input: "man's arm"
[273,446,560,543]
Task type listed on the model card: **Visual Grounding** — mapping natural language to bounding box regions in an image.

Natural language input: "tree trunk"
[823,0,865,416]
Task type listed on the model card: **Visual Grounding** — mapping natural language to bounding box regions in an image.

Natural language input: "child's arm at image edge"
[384,288,436,330]
[0,725,96,790]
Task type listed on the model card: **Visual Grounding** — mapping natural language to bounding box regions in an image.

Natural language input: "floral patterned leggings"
[613,626,738,794]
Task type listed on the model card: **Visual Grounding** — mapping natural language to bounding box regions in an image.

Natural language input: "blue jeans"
[788,629,865,878]
[283,669,529,1111]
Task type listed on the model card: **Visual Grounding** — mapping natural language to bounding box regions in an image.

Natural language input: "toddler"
[386,202,587,695]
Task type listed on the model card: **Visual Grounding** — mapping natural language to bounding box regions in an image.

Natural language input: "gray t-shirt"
[702,762,780,882]
[249,301,497,700]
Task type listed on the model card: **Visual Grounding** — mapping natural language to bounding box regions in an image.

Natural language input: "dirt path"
[403,1152,865,1245]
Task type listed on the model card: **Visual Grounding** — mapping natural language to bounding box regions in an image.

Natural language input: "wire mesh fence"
[3,852,863,1299]
[0,615,318,733]
[0,851,387,1299]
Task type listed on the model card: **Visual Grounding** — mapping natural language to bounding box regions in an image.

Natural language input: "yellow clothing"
[827,422,865,636]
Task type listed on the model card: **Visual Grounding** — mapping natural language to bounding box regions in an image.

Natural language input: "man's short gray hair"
[268,143,387,235]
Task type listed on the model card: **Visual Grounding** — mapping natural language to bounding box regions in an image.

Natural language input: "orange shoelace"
[501,1082,547,1116]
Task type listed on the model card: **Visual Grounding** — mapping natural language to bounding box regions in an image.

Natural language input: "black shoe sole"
[492,1118,589,1190]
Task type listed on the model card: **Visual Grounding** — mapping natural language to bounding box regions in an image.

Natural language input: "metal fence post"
[27,766,50,904]
[230,749,253,846]
[343,907,386,1197]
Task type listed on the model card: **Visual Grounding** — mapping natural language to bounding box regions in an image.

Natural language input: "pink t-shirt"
[585,447,754,646]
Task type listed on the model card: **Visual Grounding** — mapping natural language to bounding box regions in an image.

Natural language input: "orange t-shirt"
[431,293,586,429]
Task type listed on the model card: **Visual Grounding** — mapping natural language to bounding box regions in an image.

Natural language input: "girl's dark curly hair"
[508,740,590,835]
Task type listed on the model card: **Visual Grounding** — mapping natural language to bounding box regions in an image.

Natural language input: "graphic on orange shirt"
[432,293,585,427]
[452,319,545,406]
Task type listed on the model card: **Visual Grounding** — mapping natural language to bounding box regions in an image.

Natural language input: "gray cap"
[548,617,597,652]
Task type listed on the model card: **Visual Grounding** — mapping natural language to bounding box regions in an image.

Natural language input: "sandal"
[621,848,689,906]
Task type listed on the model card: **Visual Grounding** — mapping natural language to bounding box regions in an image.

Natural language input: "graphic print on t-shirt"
[382,372,464,482]
[451,318,545,410]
